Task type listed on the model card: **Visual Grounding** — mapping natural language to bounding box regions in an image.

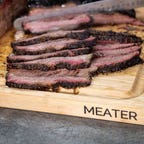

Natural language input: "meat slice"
[23,14,91,34]
[91,13,144,26]
[90,51,143,76]
[6,73,91,91]
[12,30,142,49]
[8,47,91,63]
[6,64,99,91]
[90,30,142,44]
[93,43,135,51]
[13,37,95,55]
[93,46,141,57]
[11,30,90,47]
[7,54,93,71]
[8,65,98,79]
[6,66,98,91]
[7,69,83,77]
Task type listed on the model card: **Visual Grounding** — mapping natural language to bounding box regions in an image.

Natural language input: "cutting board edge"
[0,88,144,125]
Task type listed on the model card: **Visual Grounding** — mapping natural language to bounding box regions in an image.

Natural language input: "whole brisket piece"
[8,47,91,63]
[11,29,91,47]
[23,14,91,34]
[90,13,144,26]
[12,37,95,55]
[7,54,93,71]
[90,51,143,76]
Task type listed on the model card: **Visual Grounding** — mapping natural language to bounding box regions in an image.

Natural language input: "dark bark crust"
[11,30,90,47]
[13,38,95,55]
[7,47,92,63]
[6,78,91,91]
[90,56,143,77]
[7,62,91,71]
[89,30,142,44]
[11,30,142,49]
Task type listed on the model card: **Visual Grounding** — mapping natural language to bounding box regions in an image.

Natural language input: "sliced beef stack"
[89,31,143,76]
[7,2,144,93]
[7,30,96,93]
[6,29,143,93]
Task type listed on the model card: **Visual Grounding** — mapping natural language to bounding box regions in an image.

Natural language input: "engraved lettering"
[95,107,103,116]
[83,106,138,121]
[84,106,94,115]
[129,111,137,120]
[103,108,112,117]
[121,110,128,119]
[111,109,120,118]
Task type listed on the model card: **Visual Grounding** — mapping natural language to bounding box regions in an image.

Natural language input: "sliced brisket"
[11,30,142,49]
[23,14,91,34]
[7,69,83,77]
[91,13,144,26]
[90,51,143,76]
[90,30,142,44]
[13,37,95,55]
[7,67,98,78]
[6,27,143,93]
[7,54,93,71]
[8,47,91,63]
[93,43,135,51]
[6,73,91,91]
[93,46,141,57]
[11,30,90,47]
[6,65,99,91]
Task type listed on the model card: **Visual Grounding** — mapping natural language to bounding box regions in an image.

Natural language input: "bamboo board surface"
[0,9,144,125]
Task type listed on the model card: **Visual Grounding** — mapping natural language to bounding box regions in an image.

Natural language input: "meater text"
[84,105,137,120]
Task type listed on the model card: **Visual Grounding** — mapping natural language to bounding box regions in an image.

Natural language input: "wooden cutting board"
[0,9,144,125]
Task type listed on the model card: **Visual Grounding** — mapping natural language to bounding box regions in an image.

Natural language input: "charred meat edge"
[11,30,91,47]
[13,37,96,55]
[7,54,93,71]
[90,55,143,76]
[7,47,92,63]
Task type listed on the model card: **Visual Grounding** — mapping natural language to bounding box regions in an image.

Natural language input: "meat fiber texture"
[6,68,95,91]
[7,47,92,63]
[7,54,93,71]
[23,14,91,34]
[12,36,95,55]
[0,0,27,37]
[7,31,95,91]
[21,12,144,35]
[6,30,143,93]
[11,30,91,47]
